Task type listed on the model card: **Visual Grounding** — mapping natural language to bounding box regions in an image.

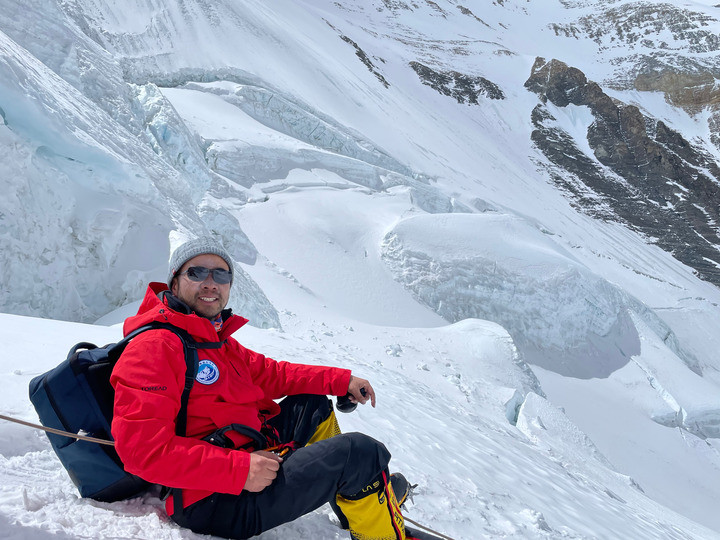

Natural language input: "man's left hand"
[347,375,376,407]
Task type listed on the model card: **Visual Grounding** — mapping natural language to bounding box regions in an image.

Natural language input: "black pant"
[172,395,392,539]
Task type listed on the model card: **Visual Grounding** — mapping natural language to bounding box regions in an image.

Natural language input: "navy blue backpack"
[28,322,216,502]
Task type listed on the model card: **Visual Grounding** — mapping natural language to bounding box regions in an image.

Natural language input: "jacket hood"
[124,282,248,342]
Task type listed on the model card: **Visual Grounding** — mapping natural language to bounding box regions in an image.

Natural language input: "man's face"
[171,254,231,319]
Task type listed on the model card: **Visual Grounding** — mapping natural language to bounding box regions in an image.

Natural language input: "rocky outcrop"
[339,34,390,88]
[634,70,720,153]
[410,61,505,103]
[456,5,492,27]
[526,58,720,286]
[552,3,720,82]
[634,70,720,109]
[551,3,720,151]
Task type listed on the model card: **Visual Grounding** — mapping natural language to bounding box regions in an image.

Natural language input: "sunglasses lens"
[186,267,211,281]
[212,269,232,284]
[185,267,232,284]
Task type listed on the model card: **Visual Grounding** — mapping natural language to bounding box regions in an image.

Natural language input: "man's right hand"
[243,450,283,492]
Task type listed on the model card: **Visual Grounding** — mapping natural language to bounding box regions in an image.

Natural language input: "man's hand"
[243,450,283,492]
[348,375,376,407]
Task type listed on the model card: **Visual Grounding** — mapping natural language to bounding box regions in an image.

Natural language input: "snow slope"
[1,307,719,540]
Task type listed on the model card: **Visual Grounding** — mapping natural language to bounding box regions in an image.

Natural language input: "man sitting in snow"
[110,237,412,540]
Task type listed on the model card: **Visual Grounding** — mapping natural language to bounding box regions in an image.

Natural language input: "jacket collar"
[124,282,248,341]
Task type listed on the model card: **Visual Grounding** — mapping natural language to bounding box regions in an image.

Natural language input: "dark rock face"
[635,70,720,109]
[526,58,720,286]
[340,34,390,88]
[550,3,720,153]
[410,61,505,103]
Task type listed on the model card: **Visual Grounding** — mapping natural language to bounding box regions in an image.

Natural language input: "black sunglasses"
[180,266,232,285]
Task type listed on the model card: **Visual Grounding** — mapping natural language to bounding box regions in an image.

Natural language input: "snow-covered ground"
[1,306,719,540]
[4,0,720,538]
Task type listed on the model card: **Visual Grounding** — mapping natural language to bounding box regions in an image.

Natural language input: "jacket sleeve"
[110,332,250,494]
[237,342,352,399]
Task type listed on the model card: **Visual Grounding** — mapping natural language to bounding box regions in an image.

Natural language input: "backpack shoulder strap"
[129,322,223,436]
[128,322,224,514]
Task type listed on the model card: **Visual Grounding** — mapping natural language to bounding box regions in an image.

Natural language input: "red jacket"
[110,283,352,513]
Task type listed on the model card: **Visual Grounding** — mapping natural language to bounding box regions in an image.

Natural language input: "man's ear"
[170,277,178,295]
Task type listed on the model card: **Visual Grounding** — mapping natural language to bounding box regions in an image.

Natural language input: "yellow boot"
[335,470,406,540]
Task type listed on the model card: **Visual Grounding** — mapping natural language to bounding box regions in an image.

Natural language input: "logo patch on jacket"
[196,359,220,385]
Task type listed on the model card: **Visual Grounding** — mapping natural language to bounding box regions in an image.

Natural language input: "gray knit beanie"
[167,237,234,287]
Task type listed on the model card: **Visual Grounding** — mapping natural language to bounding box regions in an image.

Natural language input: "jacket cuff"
[229,449,251,494]
[333,369,353,396]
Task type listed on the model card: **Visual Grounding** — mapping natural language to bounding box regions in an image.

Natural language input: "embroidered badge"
[196,359,220,385]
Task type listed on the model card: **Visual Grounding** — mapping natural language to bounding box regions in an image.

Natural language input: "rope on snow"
[0,412,115,446]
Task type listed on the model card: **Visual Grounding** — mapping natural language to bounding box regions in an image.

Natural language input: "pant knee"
[335,433,392,497]
[344,432,389,458]
[281,393,333,416]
